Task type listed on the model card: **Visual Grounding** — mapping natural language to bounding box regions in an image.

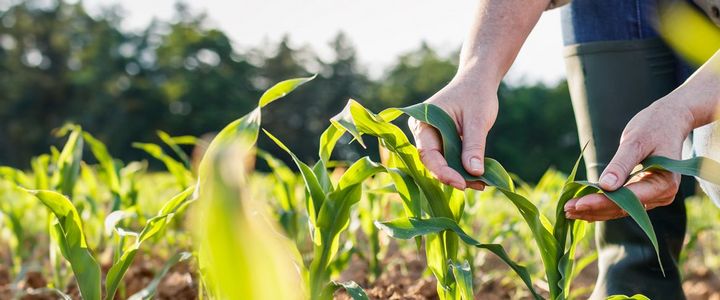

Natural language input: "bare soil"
[1,249,718,299]
[0,253,196,300]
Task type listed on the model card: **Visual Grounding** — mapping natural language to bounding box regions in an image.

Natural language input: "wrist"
[654,94,697,135]
[663,82,718,129]
[452,59,502,95]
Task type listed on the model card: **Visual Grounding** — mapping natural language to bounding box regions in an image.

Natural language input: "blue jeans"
[561,0,695,81]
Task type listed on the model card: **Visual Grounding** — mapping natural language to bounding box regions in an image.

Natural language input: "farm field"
[1,77,720,300]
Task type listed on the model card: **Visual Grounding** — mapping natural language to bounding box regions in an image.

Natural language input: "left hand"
[564,98,695,221]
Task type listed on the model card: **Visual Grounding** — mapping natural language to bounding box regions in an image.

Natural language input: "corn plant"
[192,75,332,300]
[257,150,303,244]
[0,122,199,300]
[322,99,720,300]
[319,100,538,299]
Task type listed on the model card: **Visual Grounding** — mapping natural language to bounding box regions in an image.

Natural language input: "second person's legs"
[561,0,694,298]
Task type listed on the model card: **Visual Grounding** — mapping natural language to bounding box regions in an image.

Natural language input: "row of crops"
[1,76,719,300]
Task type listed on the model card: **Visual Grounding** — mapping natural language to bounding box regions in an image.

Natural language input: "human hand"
[409,75,498,190]
[564,99,695,221]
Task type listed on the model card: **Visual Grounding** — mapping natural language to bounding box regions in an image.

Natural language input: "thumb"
[599,140,646,191]
[461,118,488,176]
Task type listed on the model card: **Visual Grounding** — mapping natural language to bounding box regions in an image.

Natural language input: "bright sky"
[83,0,567,85]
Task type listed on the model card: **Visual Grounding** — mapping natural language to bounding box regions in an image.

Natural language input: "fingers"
[461,116,488,177]
[564,195,625,221]
[410,117,466,189]
[564,171,679,221]
[599,139,647,191]
[466,181,486,191]
[624,171,679,209]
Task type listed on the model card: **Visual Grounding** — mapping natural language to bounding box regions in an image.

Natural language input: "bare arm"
[412,0,550,190]
[458,0,551,85]
[672,50,720,128]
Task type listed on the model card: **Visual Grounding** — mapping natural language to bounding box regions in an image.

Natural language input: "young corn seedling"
[193,76,325,300]
[265,132,379,300]
[0,123,199,300]
[320,99,539,300]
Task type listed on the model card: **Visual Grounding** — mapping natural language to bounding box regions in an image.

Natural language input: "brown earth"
[1,250,718,299]
[0,253,196,300]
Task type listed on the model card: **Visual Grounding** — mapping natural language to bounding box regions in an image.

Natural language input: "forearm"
[662,50,720,129]
[457,0,550,87]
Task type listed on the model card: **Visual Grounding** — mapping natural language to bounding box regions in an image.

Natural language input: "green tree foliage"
[0,0,578,181]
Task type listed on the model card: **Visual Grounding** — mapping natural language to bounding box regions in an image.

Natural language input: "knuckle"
[462,144,485,155]
[622,138,645,154]
[408,117,424,133]
[607,160,632,176]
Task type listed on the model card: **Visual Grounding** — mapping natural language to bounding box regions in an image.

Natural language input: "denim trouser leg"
[561,0,694,298]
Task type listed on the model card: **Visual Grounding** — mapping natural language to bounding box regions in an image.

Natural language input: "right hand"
[408,76,498,190]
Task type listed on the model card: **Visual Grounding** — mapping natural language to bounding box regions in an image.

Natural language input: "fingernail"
[470,157,483,173]
[565,212,577,219]
[600,173,618,189]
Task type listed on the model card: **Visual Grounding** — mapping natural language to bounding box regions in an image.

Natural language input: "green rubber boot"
[564,38,694,300]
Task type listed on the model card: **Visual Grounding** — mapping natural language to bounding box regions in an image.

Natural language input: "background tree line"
[0,1,579,181]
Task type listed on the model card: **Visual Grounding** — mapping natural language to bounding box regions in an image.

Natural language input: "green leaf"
[258,75,316,108]
[157,130,193,169]
[105,187,196,300]
[395,103,512,190]
[639,156,720,185]
[0,166,31,187]
[128,252,193,300]
[449,260,474,300]
[392,103,560,295]
[52,125,84,196]
[375,217,542,300]
[329,281,369,300]
[331,100,453,219]
[318,122,346,163]
[195,126,303,300]
[24,189,101,300]
[132,142,192,189]
[576,181,663,276]
[264,130,326,225]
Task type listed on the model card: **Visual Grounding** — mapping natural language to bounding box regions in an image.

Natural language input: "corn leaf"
[193,77,313,299]
[323,281,369,300]
[259,75,316,108]
[329,100,459,292]
[196,140,303,300]
[104,186,195,300]
[157,130,193,169]
[375,217,542,300]
[132,142,192,189]
[393,102,559,296]
[449,260,474,300]
[31,154,51,190]
[0,167,31,187]
[264,130,326,226]
[52,125,84,196]
[24,189,101,300]
[318,122,346,163]
[639,156,720,185]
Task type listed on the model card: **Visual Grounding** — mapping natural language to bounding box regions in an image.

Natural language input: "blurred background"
[0,0,578,182]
